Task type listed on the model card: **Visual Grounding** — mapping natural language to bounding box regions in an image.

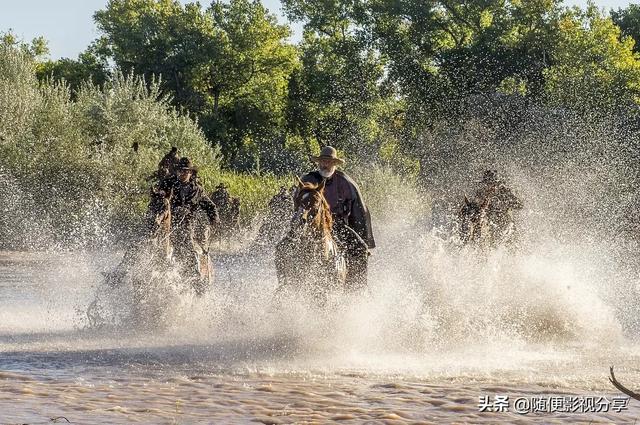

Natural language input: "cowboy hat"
[176,157,198,172]
[309,146,345,166]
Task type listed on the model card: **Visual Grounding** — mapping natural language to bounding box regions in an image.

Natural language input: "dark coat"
[301,170,375,249]
[156,175,219,226]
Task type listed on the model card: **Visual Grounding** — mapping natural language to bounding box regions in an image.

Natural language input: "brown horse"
[104,189,213,293]
[274,179,346,302]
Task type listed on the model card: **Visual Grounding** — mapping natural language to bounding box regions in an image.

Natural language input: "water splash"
[3,104,640,389]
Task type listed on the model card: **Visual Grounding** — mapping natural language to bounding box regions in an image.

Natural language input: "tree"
[94,0,224,114]
[36,44,110,95]
[612,4,640,52]
[282,0,400,164]
[205,0,298,171]
[1,30,49,58]
[285,32,391,161]
[544,6,640,112]
[94,0,297,171]
[358,0,564,118]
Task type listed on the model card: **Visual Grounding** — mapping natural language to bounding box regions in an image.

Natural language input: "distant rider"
[474,170,523,243]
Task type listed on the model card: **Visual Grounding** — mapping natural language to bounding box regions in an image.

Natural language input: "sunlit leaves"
[544,6,640,111]
[94,0,297,172]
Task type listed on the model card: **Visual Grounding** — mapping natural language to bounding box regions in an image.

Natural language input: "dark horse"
[458,189,521,248]
[102,189,213,293]
[458,195,489,245]
[274,179,346,302]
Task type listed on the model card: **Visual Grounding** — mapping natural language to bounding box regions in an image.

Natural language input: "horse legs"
[171,224,209,294]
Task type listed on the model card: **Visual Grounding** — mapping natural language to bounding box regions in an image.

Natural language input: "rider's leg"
[334,223,369,291]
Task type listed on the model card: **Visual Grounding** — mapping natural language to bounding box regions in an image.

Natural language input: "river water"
[2,215,640,425]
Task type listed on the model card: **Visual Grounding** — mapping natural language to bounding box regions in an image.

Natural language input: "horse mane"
[295,181,333,239]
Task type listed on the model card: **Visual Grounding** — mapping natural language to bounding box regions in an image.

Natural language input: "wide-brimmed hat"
[309,146,345,166]
[176,157,197,172]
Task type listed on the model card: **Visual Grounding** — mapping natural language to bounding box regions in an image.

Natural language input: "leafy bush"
[0,43,221,247]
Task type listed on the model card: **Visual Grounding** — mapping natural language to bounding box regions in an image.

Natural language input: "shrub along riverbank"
[0,42,291,249]
[0,41,418,250]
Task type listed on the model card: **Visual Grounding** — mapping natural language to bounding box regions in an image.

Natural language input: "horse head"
[292,178,333,238]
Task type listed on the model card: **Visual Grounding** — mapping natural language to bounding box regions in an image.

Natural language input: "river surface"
[1,239,640,424]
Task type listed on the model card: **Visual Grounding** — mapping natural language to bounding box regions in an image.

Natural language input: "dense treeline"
[0,36,286,248]
[3,0,640,247]
[31,0,640,174]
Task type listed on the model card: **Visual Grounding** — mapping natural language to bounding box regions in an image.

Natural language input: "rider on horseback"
[152,157,220,291]
[299,146,375,290]
[461,170,523,246]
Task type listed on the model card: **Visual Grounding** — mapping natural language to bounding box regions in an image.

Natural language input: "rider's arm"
[199,194,221,226]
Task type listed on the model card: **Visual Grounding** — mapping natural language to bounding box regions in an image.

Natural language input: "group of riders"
[130,145,522,297]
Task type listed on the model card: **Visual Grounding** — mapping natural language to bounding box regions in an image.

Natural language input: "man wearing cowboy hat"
[300,146,375,290]
[152,157,220,290]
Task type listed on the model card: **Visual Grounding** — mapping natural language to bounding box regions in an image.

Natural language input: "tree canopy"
[21,0,640,175]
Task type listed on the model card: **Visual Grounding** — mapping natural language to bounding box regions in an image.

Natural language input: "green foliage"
[36,45,110,95]
[612,4,640,52]
[282,0,409,169]
[1,30,49,58]
[281,0,569,170]
[544,6,640,111]
[0,42,221,245]
[94,0,298,172]
[205,170,291,222]
[94,0,221,112]
[286,32,390,161]
[357,0,564,119]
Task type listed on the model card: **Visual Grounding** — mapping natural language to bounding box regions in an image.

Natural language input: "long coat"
[301,170,376,249]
